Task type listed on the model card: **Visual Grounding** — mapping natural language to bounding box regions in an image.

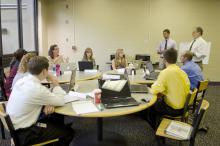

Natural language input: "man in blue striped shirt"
[181,51,204,90]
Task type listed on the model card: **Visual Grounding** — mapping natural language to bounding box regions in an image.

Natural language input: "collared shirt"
[151,64,190,109]
[189,36,207,62]
[157,38,177,57]
[6,74,66,130]
[181,61,204,90]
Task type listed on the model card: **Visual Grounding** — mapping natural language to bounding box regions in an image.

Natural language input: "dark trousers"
[141,98,183,130]
[16,114,74,146]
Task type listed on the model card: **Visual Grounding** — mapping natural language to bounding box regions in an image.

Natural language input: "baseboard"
[209,81,220,86]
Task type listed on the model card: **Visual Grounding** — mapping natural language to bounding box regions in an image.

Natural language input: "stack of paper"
[84,69,98,73]
[102,80,127,92]
[165,121,193,139]
[64,91,95,103]
[102,74,121,80]
[72,101,99,114]
[116,68,125,74]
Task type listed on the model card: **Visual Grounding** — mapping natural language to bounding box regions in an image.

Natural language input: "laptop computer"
[144,61,160,80]
[123,70,149,93]
[98,79,139,109]
[78,61,93,71]
[60,63,76,72]
[104,71,149,93]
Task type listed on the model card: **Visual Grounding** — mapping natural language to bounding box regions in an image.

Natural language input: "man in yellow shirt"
[148,48,190,130]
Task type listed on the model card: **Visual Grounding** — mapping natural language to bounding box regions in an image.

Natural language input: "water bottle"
[56,64,61,76]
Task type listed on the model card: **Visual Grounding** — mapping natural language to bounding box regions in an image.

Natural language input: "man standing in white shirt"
[157,29,177,69]
[189,27,207,70]
[6,56,74,146]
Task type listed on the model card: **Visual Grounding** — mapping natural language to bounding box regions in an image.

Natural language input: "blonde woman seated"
[82,47,96,68]
[47,44,68,66]
[12,53,36,88]
[112,48,128,70]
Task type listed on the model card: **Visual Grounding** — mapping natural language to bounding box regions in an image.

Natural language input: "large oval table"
[42,70,102,84]
[55,80,157,146]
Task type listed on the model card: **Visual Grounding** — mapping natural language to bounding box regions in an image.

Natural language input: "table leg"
[74,117,126,146]
[97,117,103,141]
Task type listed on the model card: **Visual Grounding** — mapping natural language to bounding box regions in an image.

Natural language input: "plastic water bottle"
[56,64,61,76]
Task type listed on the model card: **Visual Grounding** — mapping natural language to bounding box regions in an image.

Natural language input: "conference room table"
[105,69,158,85]
[42,70,102,84]
[42,69,158,86]
[55,79,157,146]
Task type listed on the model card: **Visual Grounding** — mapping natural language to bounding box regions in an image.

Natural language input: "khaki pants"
[159,57,165,69]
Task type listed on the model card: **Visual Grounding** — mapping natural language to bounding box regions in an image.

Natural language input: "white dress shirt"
[6,74,66,130]
[157,38,177,57]
[189,36,207,62]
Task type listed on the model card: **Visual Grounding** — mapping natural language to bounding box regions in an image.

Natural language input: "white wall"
[39,0,220,81]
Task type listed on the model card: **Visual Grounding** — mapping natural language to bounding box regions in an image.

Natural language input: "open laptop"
[105,71,149,93]
[144,61,160,80]
[124,70,149,93]
[60,63,76,72]
[78,61,93,71]
[98,79,139,109]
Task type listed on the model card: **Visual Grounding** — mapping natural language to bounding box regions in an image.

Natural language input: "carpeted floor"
[1,85,219,146]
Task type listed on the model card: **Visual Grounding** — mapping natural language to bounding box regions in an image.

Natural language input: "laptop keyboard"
[102,97,137,104]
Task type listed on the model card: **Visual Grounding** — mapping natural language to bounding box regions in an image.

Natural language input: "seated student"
[82,47,96,68]
[47,44,68,67]
[112,48,128,70]
[4,49,27,97]
[12,53,36,88]
[181,51,204,90]
[6,56,74,146]
[147,48,190,130]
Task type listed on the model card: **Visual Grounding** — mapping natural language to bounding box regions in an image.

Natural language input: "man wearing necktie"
[189,27,207,70]
[157,29,177,69]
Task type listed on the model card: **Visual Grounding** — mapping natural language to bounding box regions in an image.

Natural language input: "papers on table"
[84,69,98,73]
[165,121,193,139]
[64,91,95,103]
[102,74,121,80]
[72,100,99,114]
[116,68,125,74]
[102,80,127,92]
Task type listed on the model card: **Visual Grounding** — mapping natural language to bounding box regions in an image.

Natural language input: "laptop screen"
[98,79,131,98]
[78,61,93,71]
[146,61,154,73]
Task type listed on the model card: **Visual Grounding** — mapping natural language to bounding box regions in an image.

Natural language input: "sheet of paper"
[64,91,95,103]
[84,69,98,73]
[102,74,121,80]
[102,80,127,92]
[116,68,125,74]
[72,101,99,114]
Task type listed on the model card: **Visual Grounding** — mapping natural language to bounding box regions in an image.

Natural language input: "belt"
[195,61,202,63]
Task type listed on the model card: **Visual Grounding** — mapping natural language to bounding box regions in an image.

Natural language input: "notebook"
[72,101,99,115]
[165,121,193,139]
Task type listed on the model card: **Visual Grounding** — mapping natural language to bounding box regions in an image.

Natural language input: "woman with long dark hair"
[47,44,67,66]
[4,49,27,97]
